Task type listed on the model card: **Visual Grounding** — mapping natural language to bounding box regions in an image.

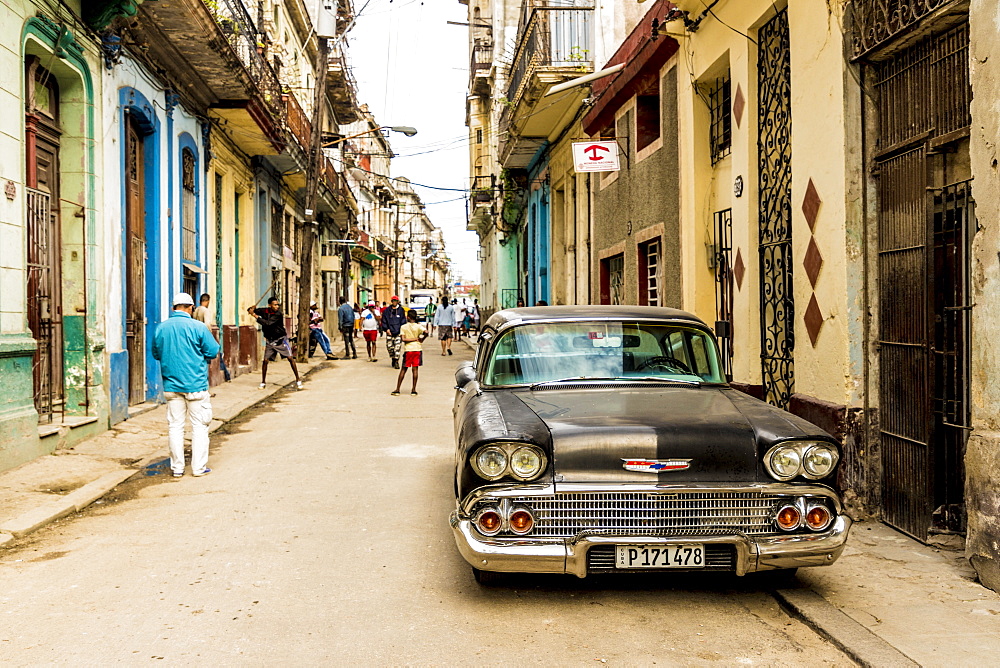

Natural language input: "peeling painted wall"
[967,0,1000,593]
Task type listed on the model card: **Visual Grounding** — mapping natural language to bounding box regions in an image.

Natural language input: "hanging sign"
[572,141,620,173]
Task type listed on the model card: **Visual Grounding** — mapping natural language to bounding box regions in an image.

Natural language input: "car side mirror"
[455,360,476,388]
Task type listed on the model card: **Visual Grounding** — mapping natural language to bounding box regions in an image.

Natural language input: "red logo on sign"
[583,144,611,161]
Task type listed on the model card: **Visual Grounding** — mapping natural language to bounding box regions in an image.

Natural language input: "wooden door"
[125,117,146,405]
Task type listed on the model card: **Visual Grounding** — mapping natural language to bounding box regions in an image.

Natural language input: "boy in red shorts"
[391,310,427,396]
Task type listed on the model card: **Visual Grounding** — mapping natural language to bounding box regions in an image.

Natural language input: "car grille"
[491,491,784,538]
[586,544,736,573]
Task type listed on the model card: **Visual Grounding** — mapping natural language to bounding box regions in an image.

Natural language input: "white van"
[408,290,439,322]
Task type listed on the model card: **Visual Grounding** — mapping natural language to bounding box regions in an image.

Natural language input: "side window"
[689,335,710,376]
[474,331,493,370]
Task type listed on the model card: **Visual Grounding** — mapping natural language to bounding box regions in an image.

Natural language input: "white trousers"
[164,391,213,475]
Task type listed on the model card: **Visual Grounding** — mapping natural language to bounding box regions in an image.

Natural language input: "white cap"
[173,292,195,306]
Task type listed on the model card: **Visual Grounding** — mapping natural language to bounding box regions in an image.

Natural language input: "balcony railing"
[470,42,492,91]
[284,92,311,151]
[850,0,956,59]
[505,5,593,108]
[208,0,284,115]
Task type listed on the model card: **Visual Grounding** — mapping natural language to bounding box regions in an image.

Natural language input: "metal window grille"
[849,0,954,60]
[182,149,197,261]
[26,187,64,422]
[708,75,731,164]
[643,239,660,306]
[608,254,624,305]
[271,201,283,251]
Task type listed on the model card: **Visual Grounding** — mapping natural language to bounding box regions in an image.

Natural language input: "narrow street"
[0,340,848,665]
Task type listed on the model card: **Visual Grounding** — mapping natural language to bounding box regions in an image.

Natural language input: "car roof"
[483,305,709,330]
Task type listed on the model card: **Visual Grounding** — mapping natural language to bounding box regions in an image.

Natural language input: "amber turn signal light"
[805,505,832,531]
[508,509,534,535]
[776,505,801,531]
[477,509,503,535]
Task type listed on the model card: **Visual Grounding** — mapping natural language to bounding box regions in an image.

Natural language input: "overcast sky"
[345,0,481,283]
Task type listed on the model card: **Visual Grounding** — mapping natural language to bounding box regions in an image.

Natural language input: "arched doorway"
[25,60,64,423]
[125,114,146,405]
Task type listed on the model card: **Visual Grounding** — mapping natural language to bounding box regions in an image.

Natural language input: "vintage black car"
[451,306,851,582]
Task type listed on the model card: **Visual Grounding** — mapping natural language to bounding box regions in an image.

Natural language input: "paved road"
[0,338,849,665]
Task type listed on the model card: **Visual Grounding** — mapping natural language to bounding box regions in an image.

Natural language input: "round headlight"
[476,508,503,535]
[802,444,838,479]
[510,446,543,480]
[769,445,802,480]
[474,446,508,480]
[776,505,801,531]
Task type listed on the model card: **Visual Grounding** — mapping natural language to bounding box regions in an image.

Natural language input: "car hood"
[515,385,761,484]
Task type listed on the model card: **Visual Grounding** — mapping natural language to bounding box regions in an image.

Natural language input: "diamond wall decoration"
[804,293,824,346]
[802,178,821,231]
[733,247,746,291]
[733,83,745,129]
[804,236,823,288]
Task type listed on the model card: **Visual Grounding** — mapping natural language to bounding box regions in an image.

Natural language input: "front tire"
[472,567,504,586]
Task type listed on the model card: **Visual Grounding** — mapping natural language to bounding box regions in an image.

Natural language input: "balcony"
[328,53,361,124]
[134,0,285,154]
[500,4,593,168]
[849,0,969,60]
[469,42,493,96]
[467,175,495,235]
[285,92,312,154]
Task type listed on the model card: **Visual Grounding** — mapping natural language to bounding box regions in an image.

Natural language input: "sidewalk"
[454,336,1000,665]
[0,355,333,547]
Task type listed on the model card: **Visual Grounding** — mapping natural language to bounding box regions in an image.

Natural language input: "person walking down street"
[337,296,357,359]
[151,292,221,478]
[248,297,302,390]
[353,303,362,338]
[472,299,481,333]
[453,299,464,342]
[361,301,381,362]
[193,292,230,381]
[391,310,427,396]
[424,298,437,337]
[193,293,212,325]
[434,296,454,356]
[308,302,336,360]
[381,295,407,369]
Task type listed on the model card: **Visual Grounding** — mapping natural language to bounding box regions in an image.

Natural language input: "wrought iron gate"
[26,187,63,422]
[930,180,972,533]
[757,10,794,408]
[714,208,733,378]
[870,21,972,539]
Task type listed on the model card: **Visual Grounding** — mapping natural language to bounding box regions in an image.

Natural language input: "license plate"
[614,544,705,569]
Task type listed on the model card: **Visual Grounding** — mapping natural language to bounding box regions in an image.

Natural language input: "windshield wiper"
[628,376,702,386]
[528,376,618,390]
[528,376,701,390]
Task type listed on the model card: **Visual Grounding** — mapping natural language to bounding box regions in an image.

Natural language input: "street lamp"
[321,125,417,148]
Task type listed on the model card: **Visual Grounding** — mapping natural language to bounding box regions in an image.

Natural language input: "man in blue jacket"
[380,295,407,369]
[152,292,222,478]
[337,295,357,359]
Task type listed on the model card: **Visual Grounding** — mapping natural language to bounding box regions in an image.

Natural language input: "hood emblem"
[622,458,692,473]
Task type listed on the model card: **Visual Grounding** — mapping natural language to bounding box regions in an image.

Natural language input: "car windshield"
[482,321,725,386]
[411,296,432,306]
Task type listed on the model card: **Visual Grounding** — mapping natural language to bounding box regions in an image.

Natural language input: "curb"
[0,360,334,546]
[774,588,919,667]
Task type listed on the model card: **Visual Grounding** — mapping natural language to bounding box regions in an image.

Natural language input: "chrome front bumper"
[450,483,853,578]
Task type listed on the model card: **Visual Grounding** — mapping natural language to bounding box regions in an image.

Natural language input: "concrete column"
[967,0,1000,593]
